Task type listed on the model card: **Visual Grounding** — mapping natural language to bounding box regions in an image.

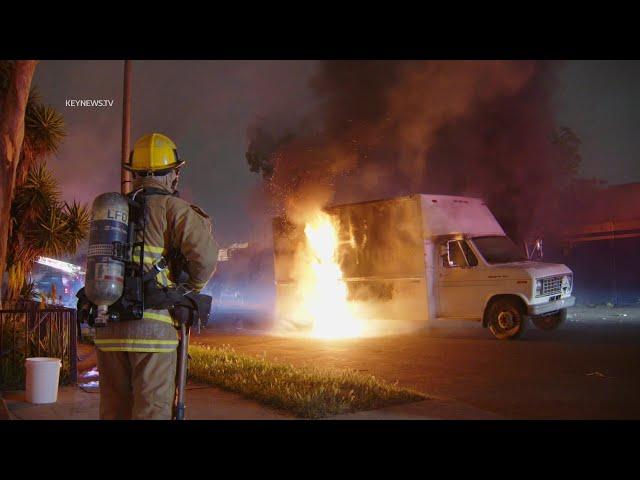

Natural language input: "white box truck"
[273,194,575,339]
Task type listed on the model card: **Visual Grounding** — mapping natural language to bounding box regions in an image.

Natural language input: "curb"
[327,398,504,420]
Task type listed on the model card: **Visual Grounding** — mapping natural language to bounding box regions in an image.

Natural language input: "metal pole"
[611,220,618,306]
[175,322,190,420]
[121,60,133,195]
[69,309,78,384]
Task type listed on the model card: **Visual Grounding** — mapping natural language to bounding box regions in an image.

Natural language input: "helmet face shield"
[132,165,181,178]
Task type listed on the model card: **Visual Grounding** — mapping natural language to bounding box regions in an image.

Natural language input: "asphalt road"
[194,306,640,419]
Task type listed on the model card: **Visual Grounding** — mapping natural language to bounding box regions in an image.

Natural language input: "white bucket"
[25,357,62,404]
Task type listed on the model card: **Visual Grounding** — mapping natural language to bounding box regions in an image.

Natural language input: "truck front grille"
[541,275,563,296]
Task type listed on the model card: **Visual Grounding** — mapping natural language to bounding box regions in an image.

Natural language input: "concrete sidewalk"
[2,382,293,420]
[2,385,501,420]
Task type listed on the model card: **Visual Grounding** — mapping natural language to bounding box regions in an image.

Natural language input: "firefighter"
[95,133,219,420]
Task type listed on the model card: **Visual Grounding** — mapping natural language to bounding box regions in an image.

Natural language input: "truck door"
[437,239,482,319]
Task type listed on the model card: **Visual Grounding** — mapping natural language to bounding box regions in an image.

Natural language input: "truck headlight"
[562,274,572,293]
[535,279,542,296]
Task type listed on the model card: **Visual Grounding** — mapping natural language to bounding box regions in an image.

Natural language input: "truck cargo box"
[272,194,504,327]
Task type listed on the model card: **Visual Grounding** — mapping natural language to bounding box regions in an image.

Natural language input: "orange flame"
[290,211,364,339]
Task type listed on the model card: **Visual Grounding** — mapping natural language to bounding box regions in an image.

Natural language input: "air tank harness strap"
[143,256,169,284]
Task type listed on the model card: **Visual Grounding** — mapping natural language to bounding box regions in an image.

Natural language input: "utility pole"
[121,60,133,195]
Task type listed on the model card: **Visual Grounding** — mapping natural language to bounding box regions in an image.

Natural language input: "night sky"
[33,60,640,246]
[555,61,640,185]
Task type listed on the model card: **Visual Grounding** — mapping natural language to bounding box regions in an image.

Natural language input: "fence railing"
[0,301,77,389]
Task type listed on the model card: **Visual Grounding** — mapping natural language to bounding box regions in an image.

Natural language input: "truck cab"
[438,234,575,339]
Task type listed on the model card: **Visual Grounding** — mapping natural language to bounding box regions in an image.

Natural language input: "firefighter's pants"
[96,349,177,420]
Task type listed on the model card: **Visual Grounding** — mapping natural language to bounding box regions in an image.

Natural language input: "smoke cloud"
[247,60,565,240]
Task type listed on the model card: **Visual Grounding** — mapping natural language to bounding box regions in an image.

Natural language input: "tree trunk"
[0,60,37,305]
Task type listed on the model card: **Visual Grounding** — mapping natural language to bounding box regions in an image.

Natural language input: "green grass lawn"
[188,344,426,419]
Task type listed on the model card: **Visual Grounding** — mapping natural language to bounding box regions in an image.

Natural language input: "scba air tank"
[85,192,129,326]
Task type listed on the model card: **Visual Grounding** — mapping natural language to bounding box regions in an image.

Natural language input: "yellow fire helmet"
[125,133,186,173]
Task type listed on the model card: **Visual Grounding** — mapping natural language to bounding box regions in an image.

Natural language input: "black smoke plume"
[247,60,578,240]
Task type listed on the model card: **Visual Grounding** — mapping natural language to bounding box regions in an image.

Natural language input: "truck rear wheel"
[487,298,526,340]
[532,309,567,331]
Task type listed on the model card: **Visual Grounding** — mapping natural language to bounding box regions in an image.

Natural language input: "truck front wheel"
[487,298,526,340]
[532,309,567,331]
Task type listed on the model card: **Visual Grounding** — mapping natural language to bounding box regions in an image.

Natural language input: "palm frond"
[24,103,66,157]
[25,206,69,257]
[12,163,59,223]
[60,201,90,252]
[26,85,42,109]
[14,171,90,259]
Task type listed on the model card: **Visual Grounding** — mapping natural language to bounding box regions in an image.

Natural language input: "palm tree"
[0,62,89,301]
[17,88,66,185]
[5,164,89,300]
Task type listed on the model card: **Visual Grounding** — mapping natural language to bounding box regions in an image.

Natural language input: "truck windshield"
[472,236,527,264]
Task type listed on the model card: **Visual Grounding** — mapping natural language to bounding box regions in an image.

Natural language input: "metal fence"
[0,301,77,389]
